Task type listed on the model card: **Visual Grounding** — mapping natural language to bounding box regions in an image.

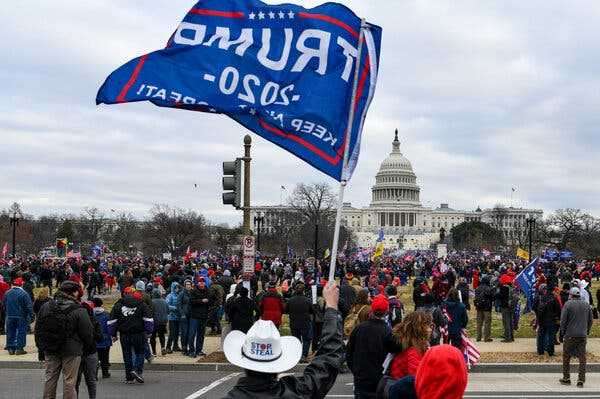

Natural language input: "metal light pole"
[526,213,536,263]
[243,135,252,235]
[253,212,264,251]
[9,210,21,258]
[314,223,319,262]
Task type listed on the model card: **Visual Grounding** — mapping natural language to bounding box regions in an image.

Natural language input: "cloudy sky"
[2,1,599,225]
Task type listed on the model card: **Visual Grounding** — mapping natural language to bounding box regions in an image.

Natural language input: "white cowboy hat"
[224,320,302,374]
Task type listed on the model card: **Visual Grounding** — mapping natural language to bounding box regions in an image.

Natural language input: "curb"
[2,361,600,373]
[469,363,600,373]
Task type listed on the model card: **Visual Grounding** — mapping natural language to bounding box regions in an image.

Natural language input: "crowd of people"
[0,249,598,398]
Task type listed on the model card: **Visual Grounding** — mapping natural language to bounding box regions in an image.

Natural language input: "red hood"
[416,345,468,399]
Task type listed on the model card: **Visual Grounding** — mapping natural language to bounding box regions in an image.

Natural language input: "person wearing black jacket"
[474,275,495,342]
[187,278,212,358]
[107,287,154,384]
[339,276,357,319]
[286,283,314,361]
[223,282,343,399]
[533,284,561,356]
[36,281,95,399]
[497,276,515,342]
[228,286,259,333]
[347,295,402,398]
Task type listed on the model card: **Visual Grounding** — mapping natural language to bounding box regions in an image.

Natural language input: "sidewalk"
[0,333,222,365]
[3,335,600,366]
[477,338,600,355]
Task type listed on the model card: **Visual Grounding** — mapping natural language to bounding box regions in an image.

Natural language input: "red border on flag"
[298,12,359,39]
[259,119,342,166]
[190,9,245,18]
[116,54,149,103]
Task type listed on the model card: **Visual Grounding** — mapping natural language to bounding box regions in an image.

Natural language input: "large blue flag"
[515,257,539,313]
[96,0,382,181]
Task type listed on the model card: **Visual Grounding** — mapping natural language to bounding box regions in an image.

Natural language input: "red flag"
[1,242,8,258]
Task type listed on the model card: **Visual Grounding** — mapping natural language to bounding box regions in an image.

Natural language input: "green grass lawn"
[394,284,600,339]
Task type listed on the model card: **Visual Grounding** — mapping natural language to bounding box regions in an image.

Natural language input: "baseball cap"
[371,294,389,314]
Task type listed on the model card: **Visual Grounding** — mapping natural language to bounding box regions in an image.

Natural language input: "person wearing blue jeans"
[188,317,208,357]
[287,283,315,361]
[107,288,154,384]
[180,317,190,354]
[3,278,32,355]
[165,282,181,353]
[120,333,145,381]
[533,284,561,357]
[291,324,313,360]
[537,324,557,356]
[179,279,192,354]
[5,317,28,353]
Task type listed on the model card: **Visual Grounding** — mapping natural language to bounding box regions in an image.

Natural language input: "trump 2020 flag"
[515,257,539,313]
[96,0,382,182]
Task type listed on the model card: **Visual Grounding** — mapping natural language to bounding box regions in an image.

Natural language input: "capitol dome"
[371,130,421,207]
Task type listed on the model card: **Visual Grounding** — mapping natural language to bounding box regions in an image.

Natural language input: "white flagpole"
[328,19,367,283]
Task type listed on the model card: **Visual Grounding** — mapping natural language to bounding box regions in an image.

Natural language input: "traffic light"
[222,159,242,208]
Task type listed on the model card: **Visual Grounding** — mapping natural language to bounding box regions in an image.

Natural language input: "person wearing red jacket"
[388,311,432,379]
[259,283,285,328]
[0,275,10,334]
[472,269,480,290]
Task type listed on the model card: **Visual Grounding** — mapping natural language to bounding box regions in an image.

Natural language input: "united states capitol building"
[252,130,543,250]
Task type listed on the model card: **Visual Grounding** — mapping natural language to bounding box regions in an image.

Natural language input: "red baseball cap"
[12,277,24,287]
[371,294,389,314]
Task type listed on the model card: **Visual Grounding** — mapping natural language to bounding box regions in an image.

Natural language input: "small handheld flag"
[516,247,529,261]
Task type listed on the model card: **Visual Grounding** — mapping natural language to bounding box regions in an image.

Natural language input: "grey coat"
[560,298,593,339]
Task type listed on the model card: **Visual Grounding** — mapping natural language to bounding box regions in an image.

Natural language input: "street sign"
[242,236,255,274]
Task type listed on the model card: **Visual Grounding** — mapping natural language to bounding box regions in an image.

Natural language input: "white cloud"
[1,0,599,225]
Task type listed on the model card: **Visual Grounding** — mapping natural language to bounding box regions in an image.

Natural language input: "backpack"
[344,305,366,336]
[474,287,490,309]
[35,301,79,354]
[388,299,403,327]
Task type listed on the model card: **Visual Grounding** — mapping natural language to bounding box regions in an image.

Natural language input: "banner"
[543,248,559,261]
[371,228,384,261]
[515,257,539,313]
[96,0,382,181]
[516,247,529,260]
[559,250,573,260]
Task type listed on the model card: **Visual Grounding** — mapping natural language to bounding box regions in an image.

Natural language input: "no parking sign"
[242,236,255,274]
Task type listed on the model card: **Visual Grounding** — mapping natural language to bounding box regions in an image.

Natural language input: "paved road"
[3,369,600,399]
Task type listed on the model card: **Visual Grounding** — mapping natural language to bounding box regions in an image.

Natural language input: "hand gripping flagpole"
[328,19,367,284]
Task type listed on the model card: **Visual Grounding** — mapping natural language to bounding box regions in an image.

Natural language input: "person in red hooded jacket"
[388,344,468,399]
[259,282,285,328]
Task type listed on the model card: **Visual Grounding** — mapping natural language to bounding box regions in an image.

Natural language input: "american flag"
[462,329,481,368]
[440,307,480,368]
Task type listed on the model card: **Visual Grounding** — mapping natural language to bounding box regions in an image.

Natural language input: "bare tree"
[107,212,141,253]
[76,207,107,246]
[287,183,353,257]
[142,204,207,255]
[288,183,336,224]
